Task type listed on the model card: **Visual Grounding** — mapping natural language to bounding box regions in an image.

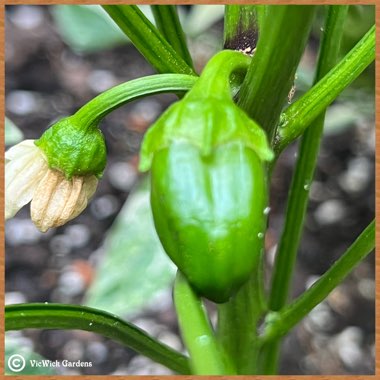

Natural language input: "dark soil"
[5,5,375,375]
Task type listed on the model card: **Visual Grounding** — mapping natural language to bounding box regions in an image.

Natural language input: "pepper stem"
[186,50,251,100]
[174,272,236,375]
[72,74,198,130]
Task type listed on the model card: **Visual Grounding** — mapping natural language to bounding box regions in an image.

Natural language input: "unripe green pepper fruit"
[140,50,273,303]
[36,116,107,179]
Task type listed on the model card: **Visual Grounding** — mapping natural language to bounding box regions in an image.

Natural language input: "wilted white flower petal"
[31,170,98,232]
[67,175,98,221]
[5,140,49,219]
[5,139,37,162]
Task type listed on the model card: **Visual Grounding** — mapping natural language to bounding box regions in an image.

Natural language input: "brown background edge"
[0,0,378,379]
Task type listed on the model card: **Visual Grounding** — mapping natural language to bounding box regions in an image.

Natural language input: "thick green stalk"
[224,5,263,51]
[263,6,349,373]
[217,252,266,374]
[5,303,190,374]
[238,5,316,143]
[269,4,349,318]
[276,23,375,153]
[73,74,197,128]
[262,219,375,343]
[102,5,195,75]
[151,5,194,69]
[174,272,235,375]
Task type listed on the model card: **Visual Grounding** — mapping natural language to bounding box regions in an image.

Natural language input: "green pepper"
[140,51,273,303]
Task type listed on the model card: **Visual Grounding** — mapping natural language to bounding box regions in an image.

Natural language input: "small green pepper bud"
[36,116,107,179]
[140,50,273,303]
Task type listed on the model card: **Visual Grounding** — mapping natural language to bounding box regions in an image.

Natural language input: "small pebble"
[9,6,44,30]
[314,199,346,225]
[305,303,335,332]
[300,354,319,374]
[147,289,173,313]
[132,318,164,337]
[62,340,85,361]
[49,235,72,256]
[6,334,34,351]
[157,331,182,351]
[338,156,372,193]
[86,341,108,363]
[5,219,43,246]
[5,291,27,305]
[128,99,162,131]
[127,355,173,375]
[6,90,39,115]
[58,270,86,296]
[108,162,137,191]
[357,278,375,301]
[111,366,130,375]
[90,194,120,219]
[337,326,363,345]
[309,181,325,202]
[335,327,364,369]
[65,224,91,249]
[327,286,352,315]
[87,70,118,93]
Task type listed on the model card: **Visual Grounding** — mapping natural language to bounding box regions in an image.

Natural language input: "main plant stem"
[263,6,350,373]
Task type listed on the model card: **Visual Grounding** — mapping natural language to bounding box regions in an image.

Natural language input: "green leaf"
[5,117,24,146]
[51,5,130,53]
[5,303,190,374]
[262,220,375,343]
[276,24,375,153]
[85,177,176,317]
[151,6,194,69]
[324,100,371,135]
[341,5,375,56]
[102,5,195,75]
[5,334,56,375]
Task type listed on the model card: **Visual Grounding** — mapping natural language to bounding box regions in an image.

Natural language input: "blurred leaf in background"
[183,5,224,36]
[51,5,131,53]
[50,5,225,53]
[5,117,24,146]
[323,98,374,136]
[85,177,176,317]
[340,5,374,56]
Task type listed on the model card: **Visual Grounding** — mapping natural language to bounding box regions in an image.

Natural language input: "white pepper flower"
[5,140,98,232]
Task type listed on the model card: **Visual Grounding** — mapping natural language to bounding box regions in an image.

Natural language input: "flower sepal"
[35,116,106,179]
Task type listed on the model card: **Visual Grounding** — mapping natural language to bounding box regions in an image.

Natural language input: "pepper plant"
[5,4,375,375]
